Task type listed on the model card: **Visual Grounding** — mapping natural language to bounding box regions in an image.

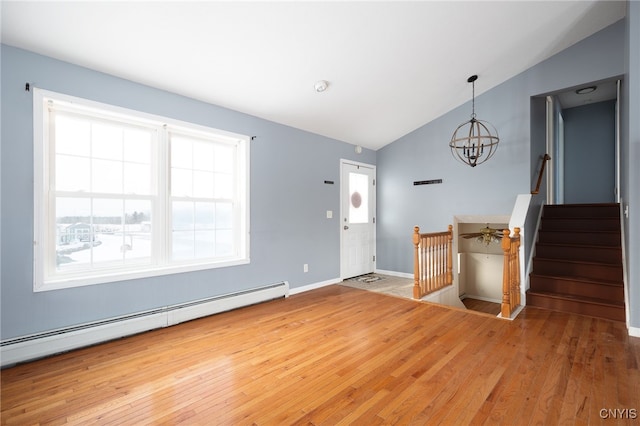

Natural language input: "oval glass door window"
[349,172,368,224]
[351,192,362,208]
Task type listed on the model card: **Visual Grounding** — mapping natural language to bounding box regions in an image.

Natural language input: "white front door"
[340,160,375,279]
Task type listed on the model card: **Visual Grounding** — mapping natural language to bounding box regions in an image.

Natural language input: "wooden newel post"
[513,227,521,307]
[413,226,421,299]
[501,229,512,318]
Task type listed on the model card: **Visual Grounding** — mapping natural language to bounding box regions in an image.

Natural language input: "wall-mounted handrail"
[531,154,551,195]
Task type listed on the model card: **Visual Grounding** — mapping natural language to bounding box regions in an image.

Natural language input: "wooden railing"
[501,228,521,318]
[531,153,551,195]
[413,225,453,299]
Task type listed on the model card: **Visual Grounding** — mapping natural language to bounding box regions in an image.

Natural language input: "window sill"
[35,258,250,292]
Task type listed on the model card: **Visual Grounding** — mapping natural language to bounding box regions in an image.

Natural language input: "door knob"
[344,225,349,230]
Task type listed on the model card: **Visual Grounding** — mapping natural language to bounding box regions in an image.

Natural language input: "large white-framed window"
[33,88,250,291]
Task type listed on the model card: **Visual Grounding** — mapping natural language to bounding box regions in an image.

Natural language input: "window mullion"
[156,125,170,266]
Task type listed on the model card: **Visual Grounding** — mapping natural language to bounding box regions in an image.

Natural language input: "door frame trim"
[339,159,376,280]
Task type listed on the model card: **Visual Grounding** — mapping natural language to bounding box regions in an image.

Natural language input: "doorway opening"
[340,160,376,280]
[454,215,510,313]
[543,78,621,205]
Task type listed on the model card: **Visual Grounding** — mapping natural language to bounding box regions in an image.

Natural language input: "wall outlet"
[326,210,333,219]
[303,263,309,273]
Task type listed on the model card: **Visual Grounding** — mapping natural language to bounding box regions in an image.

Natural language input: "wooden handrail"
[531,154,551,194]
[413,225,453,299]
[501,228,521,318]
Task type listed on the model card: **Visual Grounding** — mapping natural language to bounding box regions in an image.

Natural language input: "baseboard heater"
[1,281,289,368]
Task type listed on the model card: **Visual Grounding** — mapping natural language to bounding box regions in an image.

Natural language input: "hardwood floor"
[461,297,502,316]
[2,285,639,425]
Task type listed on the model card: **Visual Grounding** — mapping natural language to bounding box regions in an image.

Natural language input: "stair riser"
[543,204,619,218]
[530,204,625,321]
[532,259,623,282]
[526,293,625,322]
[537,231,621,247]
[541,218,620,231]
[535,245,622,264]
[529,276,624,302]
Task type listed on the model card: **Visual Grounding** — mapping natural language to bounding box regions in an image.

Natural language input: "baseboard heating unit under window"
[1,281,289,367]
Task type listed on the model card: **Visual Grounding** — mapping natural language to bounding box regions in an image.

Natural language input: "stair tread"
[534,255,622,265]
[539,228,620,233]
[526,290,625,307]
[543,214,619,217]
[534,257,622,267]
[545,203,619,207]
[529,273,623,286]
[543,217,619,220]
[536,242,621,249]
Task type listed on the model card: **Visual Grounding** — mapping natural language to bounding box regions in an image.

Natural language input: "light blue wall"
[377,20,626,275]
[623,0,639,329]
[2,11,638,340]
[0,45,375,339]
[527,96,549,264]
[563,100,616,204]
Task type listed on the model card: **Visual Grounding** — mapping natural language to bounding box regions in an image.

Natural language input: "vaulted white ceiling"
[1,1,626,150]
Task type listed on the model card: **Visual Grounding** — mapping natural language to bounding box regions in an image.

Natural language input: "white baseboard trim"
[1,282,289,368]
[375,269,413,279]
[629,326,640,338]
[289,277,341,295]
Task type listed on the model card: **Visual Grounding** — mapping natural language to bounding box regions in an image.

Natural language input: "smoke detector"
[314,80,329,93]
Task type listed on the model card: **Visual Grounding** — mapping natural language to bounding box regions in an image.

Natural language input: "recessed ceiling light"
[575,86,597,95]
[314,80,329,93]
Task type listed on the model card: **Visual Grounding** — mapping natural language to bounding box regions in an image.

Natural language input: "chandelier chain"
[471,79,476,119]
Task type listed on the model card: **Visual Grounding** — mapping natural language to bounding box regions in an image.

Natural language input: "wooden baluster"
[436,235,439,290]
[420,229,428,298]
[413,226,421,299]
[446,225,453,286]
[424,235,429,294]
[435,235,439,289]
[501,229,512,318]
[435,235,440,290]
[433,236,437,292]
[438,235,443,289]
[440,234,445,288]
[427,236,432,293]
[511,246,516,312]
[428,236,433,293]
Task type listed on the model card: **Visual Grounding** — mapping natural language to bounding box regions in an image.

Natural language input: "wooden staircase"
[526,203,625,321]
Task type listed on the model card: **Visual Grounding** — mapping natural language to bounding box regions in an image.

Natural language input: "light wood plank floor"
[2,285,639,425]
